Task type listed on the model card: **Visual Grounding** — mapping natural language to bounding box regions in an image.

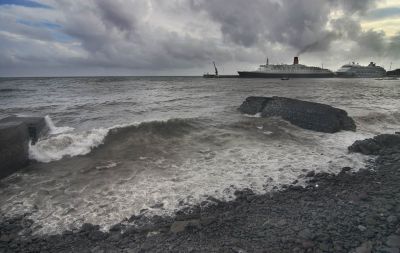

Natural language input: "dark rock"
[298,229,314,240]
[386,235,400,247]
[150,203,164,209]
[387,215,398,224]
[354,241,372,253]
[340,167,352,174]
[349,134,400,155]
[306,171,315,177]
[0,121,29,179]
[301,240,314,249]
[378,248,400,253]
[80,223,100,232]
[238,96,272,115]
[0,116,48,179]
[358,225,367,232]
[89,230,107,241]
[170,220,200,233]
[109,224,123,232]
[238,96,356,133]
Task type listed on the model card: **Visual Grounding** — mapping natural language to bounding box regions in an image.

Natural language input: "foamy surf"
[2,77,400,237]
[5,115,370,235]
[27,115,108,162]
[29,128,109,163]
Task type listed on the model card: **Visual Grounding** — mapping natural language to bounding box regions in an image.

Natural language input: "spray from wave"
[44,115,74,135]
[29,116,108,163]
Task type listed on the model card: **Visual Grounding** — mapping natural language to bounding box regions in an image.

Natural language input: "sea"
[0,76,399,235]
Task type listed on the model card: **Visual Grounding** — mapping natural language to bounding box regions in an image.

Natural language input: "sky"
[0,0,400,76]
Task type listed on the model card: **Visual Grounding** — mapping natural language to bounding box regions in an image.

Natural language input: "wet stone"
[354,241,372,253]
[387,215,398,224]
[386,235,400,247]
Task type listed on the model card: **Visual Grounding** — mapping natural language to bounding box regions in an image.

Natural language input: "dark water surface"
[0,77,399,234]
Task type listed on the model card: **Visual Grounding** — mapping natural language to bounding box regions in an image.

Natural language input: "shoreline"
[1,134,400,252]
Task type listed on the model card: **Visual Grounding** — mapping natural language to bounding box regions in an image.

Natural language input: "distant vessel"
[336,62,386,78]
[203,62,219,78]
[238,57,334,78]
[387,68,400,77]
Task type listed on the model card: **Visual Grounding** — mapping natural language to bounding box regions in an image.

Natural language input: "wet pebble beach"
[1,133,400,253]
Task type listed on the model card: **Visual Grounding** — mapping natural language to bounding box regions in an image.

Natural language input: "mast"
[213,61,218,76]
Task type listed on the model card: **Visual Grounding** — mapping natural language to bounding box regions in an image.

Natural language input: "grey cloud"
[0,0,399,76]
[96,0,139,33]
[191,0,382,55]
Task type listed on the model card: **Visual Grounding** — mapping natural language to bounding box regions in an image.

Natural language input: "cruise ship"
[237,57,334,78]
[336,62,386,78]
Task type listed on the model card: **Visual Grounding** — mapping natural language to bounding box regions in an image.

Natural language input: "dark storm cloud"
[0,0,399,76]
[191,0,381,54]
[96,0,137,32]
[190,0,331,49]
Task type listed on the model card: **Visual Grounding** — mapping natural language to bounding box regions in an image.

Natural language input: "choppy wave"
[29,128,109,163]
[0,88,34,92]
[29,117,197,163]
[354,111,400,134]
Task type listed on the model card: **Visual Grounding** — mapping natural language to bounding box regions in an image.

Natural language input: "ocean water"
[0,76,400,234]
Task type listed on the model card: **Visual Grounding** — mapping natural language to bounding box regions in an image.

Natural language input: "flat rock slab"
[0,116,48,179]
[239,96,356,133]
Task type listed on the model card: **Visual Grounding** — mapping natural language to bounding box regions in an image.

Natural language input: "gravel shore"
[1,134,400,253]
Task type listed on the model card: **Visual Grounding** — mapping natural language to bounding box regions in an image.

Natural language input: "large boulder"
[238,96,356,133]
[0,116,48,179]
[348,134,400,155]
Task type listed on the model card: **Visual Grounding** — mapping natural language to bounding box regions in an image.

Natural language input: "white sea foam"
[29,116,193,163]
[29,128,109,163]
[3,76,400,236]
[5,121,371,235]
[244,113,261,118]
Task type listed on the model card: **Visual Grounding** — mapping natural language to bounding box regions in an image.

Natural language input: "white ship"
[238,57,334,78]
[336,62,386,78]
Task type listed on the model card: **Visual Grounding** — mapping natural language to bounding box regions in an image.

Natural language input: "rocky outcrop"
[348,133,400,155]
[0,116,48,179]
[239,96,356,133]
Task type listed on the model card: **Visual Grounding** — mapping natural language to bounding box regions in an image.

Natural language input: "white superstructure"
[336,62,386,78]
[238,57,334,78]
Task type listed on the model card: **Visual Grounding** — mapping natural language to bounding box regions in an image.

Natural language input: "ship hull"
[336,72,386,78]
[237,71,335,78]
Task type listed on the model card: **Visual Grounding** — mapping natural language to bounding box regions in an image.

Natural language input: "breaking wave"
[29,117,197,163]
[29,128,109,163]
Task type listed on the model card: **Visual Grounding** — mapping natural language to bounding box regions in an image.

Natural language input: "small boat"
[281,77,290,80]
